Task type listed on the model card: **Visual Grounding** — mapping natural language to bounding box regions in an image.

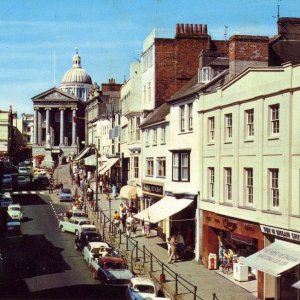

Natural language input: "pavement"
[54,163,258,300]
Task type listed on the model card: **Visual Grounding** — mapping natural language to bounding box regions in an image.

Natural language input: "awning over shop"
[84,154,97,166]
[120,185,137,200]
[74,147,91,161]
[292,281,300,289]
[134,196,193,223]
[240,239,300,277]
[99,158,119,175]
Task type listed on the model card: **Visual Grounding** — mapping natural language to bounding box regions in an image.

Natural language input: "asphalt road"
[0,191,127,299]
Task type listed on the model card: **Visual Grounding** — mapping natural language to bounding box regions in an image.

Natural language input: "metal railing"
[88,204,202,300]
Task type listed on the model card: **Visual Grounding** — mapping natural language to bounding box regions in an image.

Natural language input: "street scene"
[1,1,300,300]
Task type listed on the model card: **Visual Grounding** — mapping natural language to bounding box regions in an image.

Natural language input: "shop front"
[202,210,264,299]
[141,180,165,238]
[241,224,300,300]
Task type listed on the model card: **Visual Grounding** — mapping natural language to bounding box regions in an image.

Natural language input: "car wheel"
[60,226,65,232]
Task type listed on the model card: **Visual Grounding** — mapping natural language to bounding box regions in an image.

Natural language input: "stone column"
[59,108,64,146]
[33,109,38,144]
[72,109,77,146]
[46,108,50,135]
[38,110,42,145]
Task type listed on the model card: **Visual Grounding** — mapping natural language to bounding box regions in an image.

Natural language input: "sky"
[1,0,300,115]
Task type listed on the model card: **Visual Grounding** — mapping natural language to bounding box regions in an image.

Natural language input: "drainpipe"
[195,191,201,262]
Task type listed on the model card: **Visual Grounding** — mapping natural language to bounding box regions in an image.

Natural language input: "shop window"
[224,168,232,201]
[172,151,190,182]
[269,168,279,209]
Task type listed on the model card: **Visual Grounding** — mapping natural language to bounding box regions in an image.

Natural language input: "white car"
[59,216,91,235]
[83,241,111,267]
[7,204,23,221]
[126,277,158,300]
[18,166,29,175]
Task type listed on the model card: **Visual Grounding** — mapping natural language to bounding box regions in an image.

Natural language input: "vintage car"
[72,209,88,218]
[75,231,102,251]
[2,174,12,190]
[0,192,13,207]
[59,216,90,235]
[59,188,74,202]
[7,204,23,221]
[126,277,158,300]
[83,241,111,266]
[91,256,134,286]
[6,218,22,238]
[78,224,97,236]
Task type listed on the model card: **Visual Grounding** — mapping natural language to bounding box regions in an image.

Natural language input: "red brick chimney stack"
[228,35,269,80]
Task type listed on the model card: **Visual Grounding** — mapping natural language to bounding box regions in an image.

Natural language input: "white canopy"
[74,147,90,161]
[134,196,193,224]
[84,154,97,166]
[240,239,300,277]
[99,158,119,175]
[292,281,300,289]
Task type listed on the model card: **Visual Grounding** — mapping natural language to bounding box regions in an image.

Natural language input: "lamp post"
[107,193,112,232]
[94,146,99,212]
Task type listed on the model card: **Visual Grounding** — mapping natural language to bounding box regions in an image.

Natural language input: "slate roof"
[140,103,170,129]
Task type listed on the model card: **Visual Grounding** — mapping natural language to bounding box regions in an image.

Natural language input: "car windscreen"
[135,285,155,294]
[61,189,71,194]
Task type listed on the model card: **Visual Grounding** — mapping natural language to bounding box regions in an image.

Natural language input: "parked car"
[75,231,102,251]
[7,204,23,221]
[83,241,111,267]
[17,176,29,188]
[18,166,29,175]
[91,256,134,285]
[59,216,91,235]
[0,192,13,207]
[126,277,158,300]
[24,159,31,166]
[79,224,97,236]
[59,188,74,202]
[72,209,88,218]
[6,218,22,238]
[2,174,12,190]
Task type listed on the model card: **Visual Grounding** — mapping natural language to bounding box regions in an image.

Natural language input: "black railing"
[87,204,202,300]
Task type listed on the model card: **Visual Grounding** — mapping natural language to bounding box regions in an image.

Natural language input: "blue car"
[59,188,74,202]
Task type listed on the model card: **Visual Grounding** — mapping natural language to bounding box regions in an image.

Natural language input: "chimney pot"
[176,24,180,35]
[203,24,207,34]
[199,24,203,35]
[180,24,184,34]
[185,24,189,34]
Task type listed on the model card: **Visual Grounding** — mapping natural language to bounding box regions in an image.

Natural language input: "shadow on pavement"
[12,194,49,206]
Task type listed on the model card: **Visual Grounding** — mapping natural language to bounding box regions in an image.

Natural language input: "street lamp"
[107,193,112,233]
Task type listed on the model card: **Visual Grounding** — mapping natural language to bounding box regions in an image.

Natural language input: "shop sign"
[260,225,300,242]
[231,232,253,245]
[223,218,237,232]
[142,183,163,196]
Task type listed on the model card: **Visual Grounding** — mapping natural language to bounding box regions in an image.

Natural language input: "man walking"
[168,235,178,264]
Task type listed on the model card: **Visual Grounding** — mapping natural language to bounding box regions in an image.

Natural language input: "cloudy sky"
[1,0,300,114]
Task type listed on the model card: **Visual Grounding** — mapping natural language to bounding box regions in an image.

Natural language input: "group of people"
[112,202,139,237]
[167,227,193,263]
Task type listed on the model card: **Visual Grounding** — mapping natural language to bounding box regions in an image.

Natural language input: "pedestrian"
[121,207,127,233]
[126,213,134,237]
[111,183,117,199]
[132,217,137,238]
[168,235,178,263]
[176,231,185,259]
[143,221,150,238]
[99,178,103,193]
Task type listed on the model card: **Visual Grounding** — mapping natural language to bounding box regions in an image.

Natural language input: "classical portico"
[32,88,85,167]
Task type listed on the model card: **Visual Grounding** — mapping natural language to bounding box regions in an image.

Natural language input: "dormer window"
[200,67,212,83]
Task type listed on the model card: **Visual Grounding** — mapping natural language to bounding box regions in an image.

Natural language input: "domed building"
[31,50,91,167]
[60,50,93,101]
